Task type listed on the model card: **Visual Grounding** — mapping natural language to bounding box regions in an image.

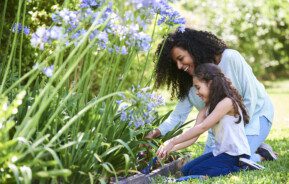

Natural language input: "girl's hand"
[156,140,174,159]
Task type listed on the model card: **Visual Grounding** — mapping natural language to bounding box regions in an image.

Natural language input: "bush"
[181,0,289,79]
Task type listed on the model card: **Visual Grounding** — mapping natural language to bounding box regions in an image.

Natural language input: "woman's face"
[193,77,211,103]
[171,47,195,76]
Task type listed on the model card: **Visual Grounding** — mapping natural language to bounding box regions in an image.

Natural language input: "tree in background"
[180,0,289,79]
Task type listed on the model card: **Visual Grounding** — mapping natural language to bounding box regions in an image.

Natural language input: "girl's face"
[171,47,195,76]
[193,77,211,103]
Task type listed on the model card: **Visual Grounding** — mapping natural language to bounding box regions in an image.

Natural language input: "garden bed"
[110,155,191,184]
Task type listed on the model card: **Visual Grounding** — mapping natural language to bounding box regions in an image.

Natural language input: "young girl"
[157,63,253,180]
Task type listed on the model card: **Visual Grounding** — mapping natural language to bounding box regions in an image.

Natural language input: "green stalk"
[37,52,105,138]
[19,44,89,139]
[139,13,158,85]
[3,54,54,96]
[47,92,124,147]
[116,49,137,91]
[15,27,95,135]
[147,27,170,86]
[95,51,120,133]
[3,42,71,95]
[19,24,108,140]
[0,0,23,93]
[0,0,8,46]
[18,1,27,78]
[16,10,105,124]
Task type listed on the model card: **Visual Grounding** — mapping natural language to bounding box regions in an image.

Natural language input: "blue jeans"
[181,152,242,177]
[204,116,272,162]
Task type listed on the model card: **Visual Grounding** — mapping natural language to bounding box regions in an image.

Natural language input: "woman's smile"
[184,66,189,72]
[171,47,196,76]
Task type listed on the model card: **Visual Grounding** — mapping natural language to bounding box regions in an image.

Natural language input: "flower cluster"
[117,86,165,129]
[155,1,186,25]
[30,26,65,50]
[33,63,54,78]
[50,2,152,52]
[11,23,30,35]
[27,0,185,52]
[42,65,54,78]
[51,9,80,30]
[127,0,186,31]
[80,0,104,8]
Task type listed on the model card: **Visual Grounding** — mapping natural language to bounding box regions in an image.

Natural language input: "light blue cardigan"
[158,49,274,136]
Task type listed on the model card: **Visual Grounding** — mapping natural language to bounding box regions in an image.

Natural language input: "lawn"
[154,80,289,183]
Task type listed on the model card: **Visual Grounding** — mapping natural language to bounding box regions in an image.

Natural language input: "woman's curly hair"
[193,63,249,124]
[154,28,227,100]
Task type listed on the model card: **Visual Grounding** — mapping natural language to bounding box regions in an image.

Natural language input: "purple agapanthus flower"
[138,0,186,27]
[23,27,30,35]
[43,65,54,78]
[80,0,103,8]
[120,111,127,121]
[71,29,87,40]
[121,46,128,55]
[30,26,65,50]
[52,9,80,29]
[178,25,186,33]
[116,86,165,128]
[30,27,49,50]
[49,26,64,40]
[12,23,30,35]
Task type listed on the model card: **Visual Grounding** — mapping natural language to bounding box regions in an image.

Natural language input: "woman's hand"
[156,140,174,159]
[145,129,161,139]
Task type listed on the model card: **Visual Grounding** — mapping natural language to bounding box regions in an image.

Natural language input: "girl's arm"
[170,138,198,152]
[170,107,207,151]
[157,97,233,158]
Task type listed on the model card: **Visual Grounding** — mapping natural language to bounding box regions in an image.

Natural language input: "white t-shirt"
[210,108,251,156]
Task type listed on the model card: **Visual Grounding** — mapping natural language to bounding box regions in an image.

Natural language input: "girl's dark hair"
[193,63,249,124]
[154,28,227,100]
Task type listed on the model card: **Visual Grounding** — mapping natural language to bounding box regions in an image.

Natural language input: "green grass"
[154,80,289,183]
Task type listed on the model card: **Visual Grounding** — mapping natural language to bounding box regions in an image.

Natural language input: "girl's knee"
[180,165,190,176]
[181,163,198,176]
[187,167,204,176]
[181,161,195,175]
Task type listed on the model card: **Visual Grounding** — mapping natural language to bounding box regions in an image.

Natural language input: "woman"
[146,28,276,164]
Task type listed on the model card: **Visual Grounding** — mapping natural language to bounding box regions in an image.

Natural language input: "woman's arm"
[157,98,233,158]
[145,95,194,139]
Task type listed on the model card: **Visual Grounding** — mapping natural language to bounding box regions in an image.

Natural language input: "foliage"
[0,91,72,183]
[0,0,186,183]
[181,0,289,79]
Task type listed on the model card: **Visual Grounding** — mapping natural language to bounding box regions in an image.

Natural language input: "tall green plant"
[0,0,186,183]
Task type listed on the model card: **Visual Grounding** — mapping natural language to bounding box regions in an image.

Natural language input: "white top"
[158,49,274,138]
[210,108,251,157]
